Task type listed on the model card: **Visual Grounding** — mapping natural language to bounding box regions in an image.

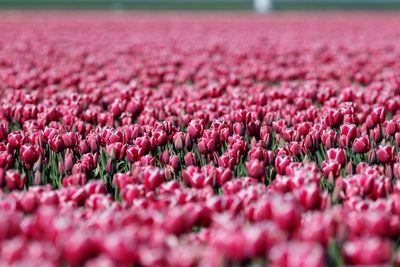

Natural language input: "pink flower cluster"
[0,12,400,266]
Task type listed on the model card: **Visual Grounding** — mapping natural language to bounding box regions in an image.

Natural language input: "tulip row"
[1,13,400,266]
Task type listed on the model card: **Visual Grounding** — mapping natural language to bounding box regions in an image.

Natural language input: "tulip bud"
[0,123,8,142]
[18,191,38,213]
[218,154,236,170]
[184,152,197,166]
[160,149,170,165]
[87,134,100,153]
[169,155,181,171]
[369,127,381,143]
[78,140,90,154]
[370,107,386,125]
[396,132,400,146]
[216,167,233,186]
[164,165,176,180]
[385,165,393,179]
[233,122,245,136]
[173,132,185,150]
[394,162,400,180]
[368,149,376,164]
[185,134,193,150]
[152,129,168,146]
[345,161,353,175]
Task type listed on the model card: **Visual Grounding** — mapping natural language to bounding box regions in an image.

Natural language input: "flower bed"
[0,13,399,266]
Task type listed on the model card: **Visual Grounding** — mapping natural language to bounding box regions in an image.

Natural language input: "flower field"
[1,13,400,266]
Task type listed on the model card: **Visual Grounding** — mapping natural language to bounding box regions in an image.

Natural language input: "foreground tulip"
[343,237,391,265]
[269,242,324,267]
[5,170,25,190]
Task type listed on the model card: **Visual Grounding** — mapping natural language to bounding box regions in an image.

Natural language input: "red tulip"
[188,119,204,139]
[384,119,397,136]
[269,242,324,267]
[274,155,291,175]
[61,132,78,148]
[173,132,185,150]
[142,166,164,191]
[324,109,343,128]
[19,144,39,166]
[343,237,391,265]
[5,170,25,190]
[48,135,65,152]
[352,135,370,154]
[326,148,346,166]
[184,152,198,166]
[245,159,265,179]
[321,160,340,177]
[8,131,24,149]
[376,145,394,164]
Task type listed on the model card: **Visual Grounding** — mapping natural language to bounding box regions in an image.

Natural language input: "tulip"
[18,191,38,213]
[78,140,90,154]
[394,162,400,180]
[376,145,394,164]
[384,119,397,136]
[326,148,346,166]
[106,142,127,160]
[321,160,340,177]
[8,131,24,149]
[0,152,13,169]
[0,123,8,142]
[324,109,343,128]
[216,167,233,186]
[188,119,204,139]
[245,159,265,179]
[142,166,164,191]
[184,152,198,166]
[340,123,358,141]
[343,237,391,265]
[152,129,168,146]
[5,170,25,190]
[48,135,65,153]
[19,144,39,166]
[169,155,181,171]
[61,132,78,148]
[173,132,185,150]
[274,155,291,175]
[370,107,386,125]
[352,136,370,154]
[218,154,236,170]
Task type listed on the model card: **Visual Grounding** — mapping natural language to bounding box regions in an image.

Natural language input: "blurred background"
[0,0,399,11]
